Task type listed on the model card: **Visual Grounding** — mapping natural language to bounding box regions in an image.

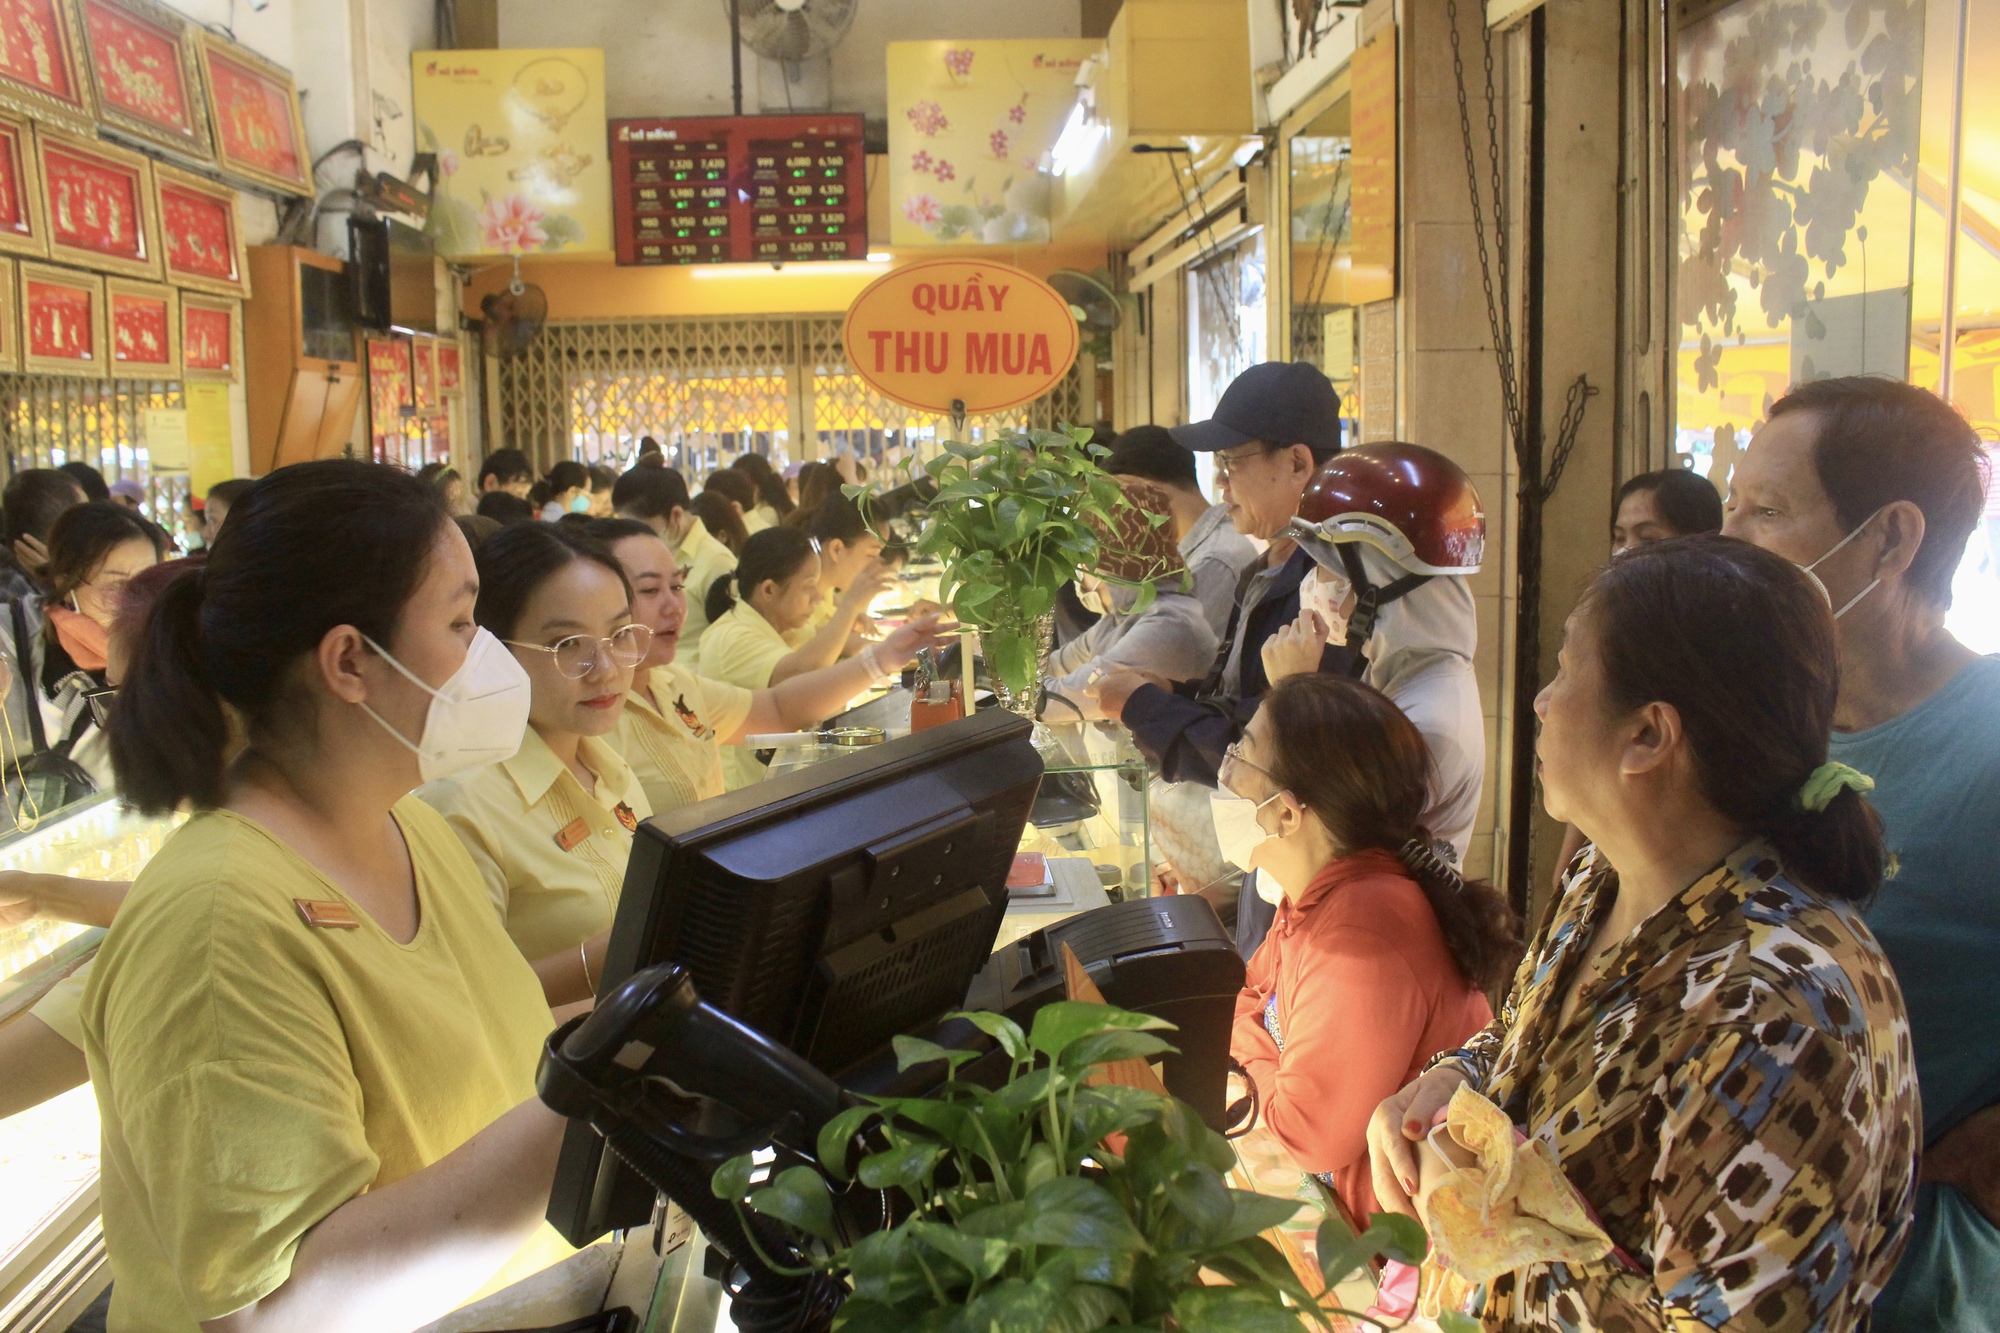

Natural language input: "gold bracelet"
[579,940,596,995]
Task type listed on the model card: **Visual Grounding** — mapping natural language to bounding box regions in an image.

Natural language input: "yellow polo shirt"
[31,958,90,1046]
[675,518,739,672]
[743,504,776,533]
[619,663,754,815]
[418,728,652,962]
[80,800,565,1330]
[699,602,810,790]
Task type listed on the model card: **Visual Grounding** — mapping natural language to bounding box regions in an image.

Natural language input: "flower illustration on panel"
[903,193,943,225]
[910,150,934,174]
[478,191,548,253]
[943,48,974,79]
[1008,98,1027,125]
[989,129,1010,160]
[934,159,956,183]
[905,101,948,136]
[438,148,461,177]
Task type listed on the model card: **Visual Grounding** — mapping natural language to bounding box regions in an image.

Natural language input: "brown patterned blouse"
[1435,840,1920,1332]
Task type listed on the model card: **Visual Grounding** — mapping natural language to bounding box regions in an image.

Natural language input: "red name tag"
[293,898,359,929]
[554,816,591,852]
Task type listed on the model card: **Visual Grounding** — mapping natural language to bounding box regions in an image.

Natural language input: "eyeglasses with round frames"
[505,623,653,679]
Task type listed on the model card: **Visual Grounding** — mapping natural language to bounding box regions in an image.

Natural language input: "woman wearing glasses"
[1222,672,1519,1230]
[418,523,654,1004]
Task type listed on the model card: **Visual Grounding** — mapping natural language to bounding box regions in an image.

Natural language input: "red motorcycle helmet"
[1287,442,1485,576]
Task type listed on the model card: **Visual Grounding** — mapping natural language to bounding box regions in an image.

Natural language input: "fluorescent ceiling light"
[689,261,893,279]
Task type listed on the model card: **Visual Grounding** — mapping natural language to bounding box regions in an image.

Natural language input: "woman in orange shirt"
[1223,673,1521,1226]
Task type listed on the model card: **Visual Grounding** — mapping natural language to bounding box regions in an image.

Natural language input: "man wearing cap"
[1093,362,1348,788]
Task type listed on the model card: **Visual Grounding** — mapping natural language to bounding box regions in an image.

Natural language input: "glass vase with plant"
[848,427,1175,717]
[711,1001,1472,1333]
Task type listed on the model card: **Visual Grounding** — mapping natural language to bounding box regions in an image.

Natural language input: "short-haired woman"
[1369,535,1920,1329]
[1225,672,1516,1228]
[91,460,567,1328]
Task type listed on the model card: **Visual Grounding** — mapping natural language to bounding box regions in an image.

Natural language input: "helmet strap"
[1335,541,1431,664]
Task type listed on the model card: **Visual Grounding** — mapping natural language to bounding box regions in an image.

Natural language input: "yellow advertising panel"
[887,40,1102,248]
[843,259,1079,414]
[184,382,234,495]
[412,49,611,257]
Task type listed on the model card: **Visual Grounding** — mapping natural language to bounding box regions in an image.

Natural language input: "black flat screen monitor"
[349,216,437,334]
[547,708,1044,1244]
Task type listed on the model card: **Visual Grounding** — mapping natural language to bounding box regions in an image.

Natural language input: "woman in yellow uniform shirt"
[699,526,893,788]
[87,461,566,1331]
[590,518,950,812]
[419,523,652,987]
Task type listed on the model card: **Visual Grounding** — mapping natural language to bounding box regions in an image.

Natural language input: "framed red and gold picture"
[366,335,412,450]
[19,260,104,375]
[179,289,236,380]
[0,111,47,258]
[0,258,18,371]
[195,31,306,195]
[73,0,212,162]
[34,126,160,279]
[411,336,437,412]
[152,160,246,296]
[0,0,94,131]
[436,340,463,395]
[105,274,175,376]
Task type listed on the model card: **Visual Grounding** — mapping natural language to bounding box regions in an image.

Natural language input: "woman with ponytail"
[1222,672,1516,1229]
[87,461,569,1330]
[698,526,889,789]
[1369,535,1920,1330]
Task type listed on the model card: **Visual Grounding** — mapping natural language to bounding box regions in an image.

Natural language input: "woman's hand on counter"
[0,871,132,930]
[1367,1064,1469,1220]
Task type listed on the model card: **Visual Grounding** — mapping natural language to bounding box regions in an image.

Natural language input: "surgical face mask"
[359,627,532,782]
[1801,507,1885,620]
[1076,583,1109,616]
[569,492,592,514]
[1210,784,1294,906]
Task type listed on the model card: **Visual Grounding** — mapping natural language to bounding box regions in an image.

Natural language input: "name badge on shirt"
[615,802,639,833]
[554,816,591,852]
[293,898,360,930]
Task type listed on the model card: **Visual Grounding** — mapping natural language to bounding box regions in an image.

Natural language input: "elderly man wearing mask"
[1721,375,1998,1333]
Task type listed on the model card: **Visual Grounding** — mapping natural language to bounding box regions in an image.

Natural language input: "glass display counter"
[0,794,184,1327]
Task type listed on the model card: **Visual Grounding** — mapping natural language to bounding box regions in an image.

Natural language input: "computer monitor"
[547,708,1044,1243]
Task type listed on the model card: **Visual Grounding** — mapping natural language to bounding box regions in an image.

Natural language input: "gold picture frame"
[152,159,248,297]
[194,30,308,195]
[71,0,215,163]
[178,288,237,381]
[0,111,48,259]
[0,258,19,371]
[34,125,162,280]
[105,273,177,377]
[0,0,96,132]
[19,259,106,377]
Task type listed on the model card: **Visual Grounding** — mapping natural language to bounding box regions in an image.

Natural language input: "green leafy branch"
[712,1001,1475,1333]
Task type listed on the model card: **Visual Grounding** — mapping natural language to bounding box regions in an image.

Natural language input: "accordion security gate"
[0,375,194,548]
[498,315,1091,476]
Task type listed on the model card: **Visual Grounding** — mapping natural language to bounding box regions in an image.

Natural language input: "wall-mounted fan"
[481,256,547,360]
[1047,269,1122,335]
[733,0,858,65]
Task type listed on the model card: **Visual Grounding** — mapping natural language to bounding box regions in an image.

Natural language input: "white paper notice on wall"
[145,408,191,472]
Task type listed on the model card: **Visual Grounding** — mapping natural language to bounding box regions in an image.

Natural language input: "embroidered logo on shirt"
[293,898,360,929]
[554,816,591,852]
[615,802,639,832]
[672,693,715,741]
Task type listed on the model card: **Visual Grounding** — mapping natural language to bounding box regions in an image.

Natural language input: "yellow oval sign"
[841,259,1080,416]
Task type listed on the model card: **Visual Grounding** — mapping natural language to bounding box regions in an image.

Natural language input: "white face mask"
[1801,506,1885,620]
[359,627,532,782]
[1210,784,1294,902]
[1076,583,1109,616]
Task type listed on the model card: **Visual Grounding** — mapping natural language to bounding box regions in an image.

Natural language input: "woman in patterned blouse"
[1368,535,1920,1331]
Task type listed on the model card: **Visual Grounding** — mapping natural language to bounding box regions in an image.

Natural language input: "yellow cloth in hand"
[1421,1085,1615,1284]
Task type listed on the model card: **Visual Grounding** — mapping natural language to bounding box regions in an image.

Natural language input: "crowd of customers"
[0,363,1991,1332]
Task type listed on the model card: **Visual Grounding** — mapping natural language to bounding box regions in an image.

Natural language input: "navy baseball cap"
[1169,361,1344,454]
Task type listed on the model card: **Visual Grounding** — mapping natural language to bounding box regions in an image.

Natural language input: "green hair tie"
[1797,761,1875,813]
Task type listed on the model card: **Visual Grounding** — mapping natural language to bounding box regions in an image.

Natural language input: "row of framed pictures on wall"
[0,110,248,294]
[0,253,237,379]
[0,0,308,196]
[368,335,464,469]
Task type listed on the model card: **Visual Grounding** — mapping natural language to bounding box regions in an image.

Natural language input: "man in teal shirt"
[1726,375,1999,1331]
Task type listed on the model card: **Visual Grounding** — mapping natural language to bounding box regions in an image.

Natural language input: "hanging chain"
[1448,0,1525,466]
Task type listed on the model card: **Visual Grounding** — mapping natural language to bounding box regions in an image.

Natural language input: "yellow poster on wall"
[185,383,235,496]
[887,40,1102,248]
[412,49,612,257]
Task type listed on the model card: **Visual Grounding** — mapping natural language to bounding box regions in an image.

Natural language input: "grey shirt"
[1043,592,1218,720]
[1178,503,1260,641]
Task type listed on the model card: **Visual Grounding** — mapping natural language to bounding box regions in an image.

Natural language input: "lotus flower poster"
[886,39,1101,248]
[411,48,611,257]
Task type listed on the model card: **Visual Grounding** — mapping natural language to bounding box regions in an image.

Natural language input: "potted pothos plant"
[847,426,1173,715]
[711,1001,1471,1333]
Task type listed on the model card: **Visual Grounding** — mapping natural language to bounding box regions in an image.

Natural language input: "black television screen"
[296,264,355,363]
[547,708,1044,1244]
[349,216,437,334]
